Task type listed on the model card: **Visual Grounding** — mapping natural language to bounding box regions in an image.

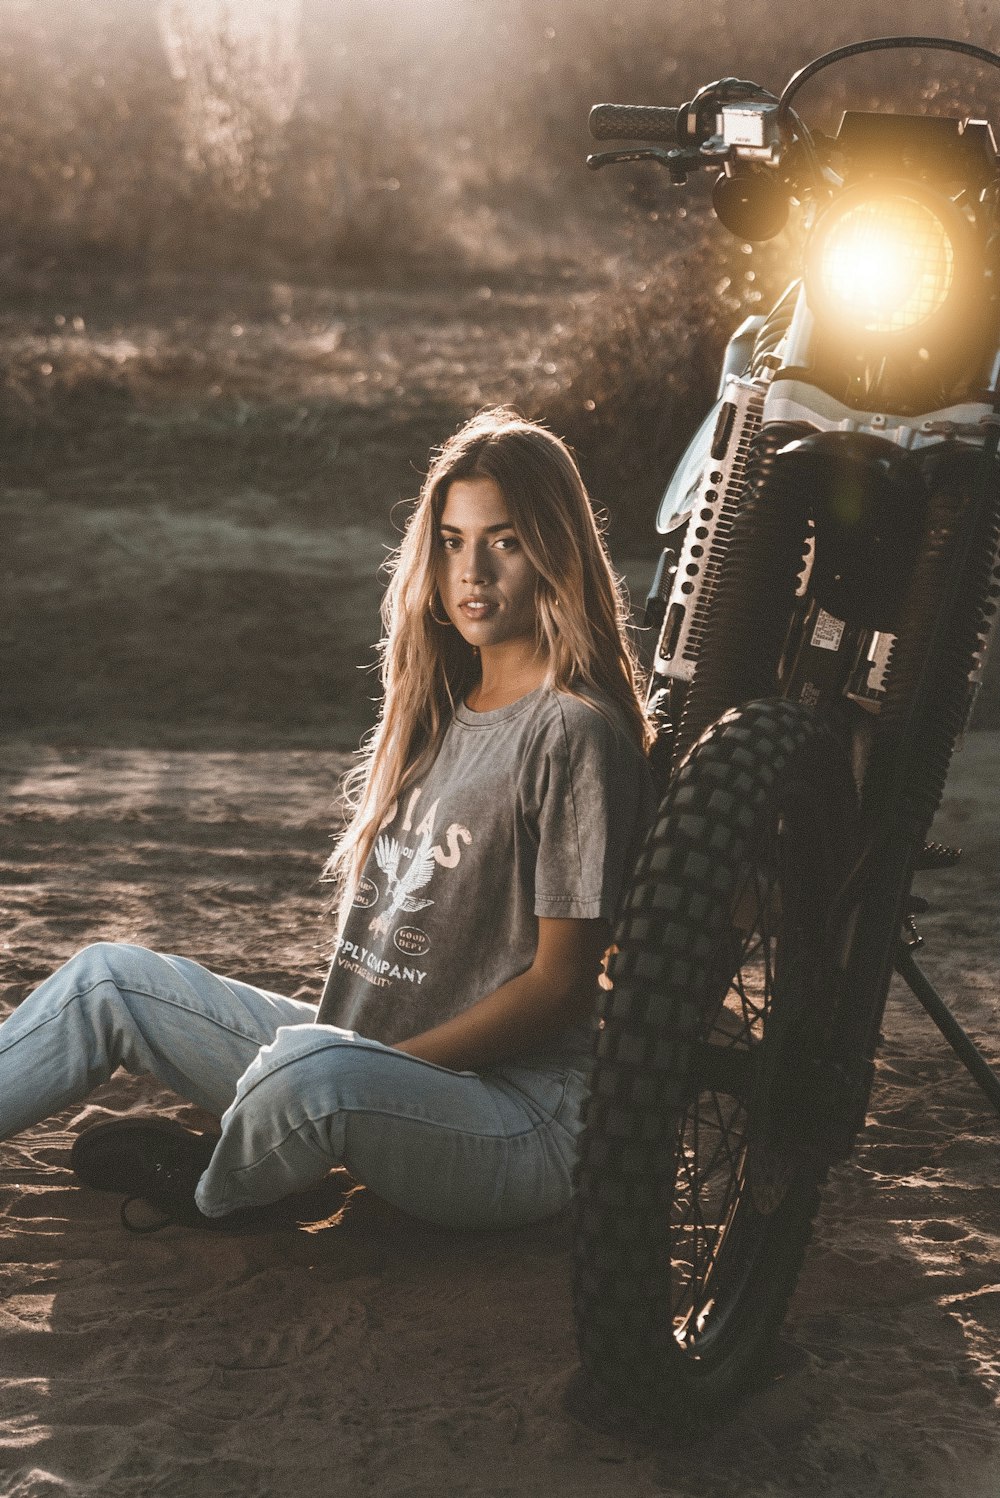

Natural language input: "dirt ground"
[0,733,998,1498]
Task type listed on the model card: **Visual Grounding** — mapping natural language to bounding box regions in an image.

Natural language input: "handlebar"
[591,40,1000,155]
[589,104,682,143]
[588,39,1000,225]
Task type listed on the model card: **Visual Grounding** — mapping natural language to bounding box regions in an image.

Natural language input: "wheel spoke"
[687,1110,741,1186]
[690,1106,703,1290]
[670,1081,750,1327]
[707,1091,747,1179]
[671,848,790,1336]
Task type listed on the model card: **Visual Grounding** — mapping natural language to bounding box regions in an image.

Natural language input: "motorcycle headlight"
[805,182,972,343]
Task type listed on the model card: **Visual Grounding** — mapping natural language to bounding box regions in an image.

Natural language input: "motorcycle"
[571,35,1000,1428]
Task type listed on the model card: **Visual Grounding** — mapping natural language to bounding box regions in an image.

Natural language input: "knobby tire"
[572,698,859,1429]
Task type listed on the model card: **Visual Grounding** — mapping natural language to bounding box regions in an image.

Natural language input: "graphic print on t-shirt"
[369,827,436,935]
[358,786,473,950]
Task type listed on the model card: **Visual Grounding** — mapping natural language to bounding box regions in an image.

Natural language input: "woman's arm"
[393,916,608,1071]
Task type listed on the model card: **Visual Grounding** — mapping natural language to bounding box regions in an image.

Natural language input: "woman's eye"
[440,536,461,551]
[494,536,519,551]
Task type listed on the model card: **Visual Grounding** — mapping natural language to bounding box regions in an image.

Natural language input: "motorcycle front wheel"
[572,697,860,1427]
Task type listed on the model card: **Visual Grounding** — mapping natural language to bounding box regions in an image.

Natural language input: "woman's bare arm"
[393,916,609,1071]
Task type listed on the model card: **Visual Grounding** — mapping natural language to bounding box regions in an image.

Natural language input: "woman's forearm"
[394,968,588,1070]
[394,917,609,1072]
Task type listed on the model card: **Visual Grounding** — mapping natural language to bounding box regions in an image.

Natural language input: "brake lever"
[586,148,673,169]
[586,146,702,185]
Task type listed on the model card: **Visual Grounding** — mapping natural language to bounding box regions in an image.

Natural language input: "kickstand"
[895,943,1000,1117]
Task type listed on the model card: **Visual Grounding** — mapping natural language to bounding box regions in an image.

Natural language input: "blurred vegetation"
[4,0,994,508]
[1,0,997,278]
[1,0,999,741]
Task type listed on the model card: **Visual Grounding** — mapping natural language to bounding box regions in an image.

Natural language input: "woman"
[0,408,655,1232]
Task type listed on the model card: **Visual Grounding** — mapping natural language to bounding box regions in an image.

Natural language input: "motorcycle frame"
[649,282,1000,1154]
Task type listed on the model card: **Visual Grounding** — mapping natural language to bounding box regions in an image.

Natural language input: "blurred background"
[1,0,998,748]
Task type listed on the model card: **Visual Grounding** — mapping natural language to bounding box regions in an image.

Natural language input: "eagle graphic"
[369,830,436,936]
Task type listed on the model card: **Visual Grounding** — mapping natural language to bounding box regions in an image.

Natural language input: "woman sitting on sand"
[0,408,654,1232]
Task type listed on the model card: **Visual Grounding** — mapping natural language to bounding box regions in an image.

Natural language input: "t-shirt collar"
[453,683,549,727]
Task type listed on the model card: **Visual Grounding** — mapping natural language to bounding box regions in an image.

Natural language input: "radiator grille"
[655,380,766,683]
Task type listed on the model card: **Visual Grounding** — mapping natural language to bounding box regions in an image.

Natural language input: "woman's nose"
[462,541,493,583]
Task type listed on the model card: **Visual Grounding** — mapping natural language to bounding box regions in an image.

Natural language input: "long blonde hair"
[324,407,651,910]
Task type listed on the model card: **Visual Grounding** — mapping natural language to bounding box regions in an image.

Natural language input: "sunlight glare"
[157,0,304,195]
[818,195,954,334]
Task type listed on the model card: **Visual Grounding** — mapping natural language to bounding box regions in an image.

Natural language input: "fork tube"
[780,288,814,370]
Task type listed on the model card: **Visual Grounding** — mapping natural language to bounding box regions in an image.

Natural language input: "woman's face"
[436,476,541,653]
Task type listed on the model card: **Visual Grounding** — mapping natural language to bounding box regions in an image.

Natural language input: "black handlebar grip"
[588,103,682,142]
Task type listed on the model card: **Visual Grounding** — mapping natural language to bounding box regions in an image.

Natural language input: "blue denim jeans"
[0,943,590,1229]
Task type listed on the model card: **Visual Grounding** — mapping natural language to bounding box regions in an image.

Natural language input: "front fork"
[811,433,1000,1160]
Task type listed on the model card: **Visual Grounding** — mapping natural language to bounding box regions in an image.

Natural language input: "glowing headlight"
[808,189,959,337]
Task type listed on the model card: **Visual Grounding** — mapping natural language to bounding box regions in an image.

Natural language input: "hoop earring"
[428,595,452,627]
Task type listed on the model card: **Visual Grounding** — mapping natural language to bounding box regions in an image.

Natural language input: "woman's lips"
[459,599,497,621]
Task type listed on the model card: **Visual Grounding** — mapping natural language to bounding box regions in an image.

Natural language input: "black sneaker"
[70,1116,234,1233]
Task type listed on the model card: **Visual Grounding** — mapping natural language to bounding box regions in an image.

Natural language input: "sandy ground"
[0,733,997,1498]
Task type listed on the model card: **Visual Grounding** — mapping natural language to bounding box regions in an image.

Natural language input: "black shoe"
[70,1116,234,1233]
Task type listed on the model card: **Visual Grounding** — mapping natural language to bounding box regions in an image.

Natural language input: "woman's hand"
[393,917,609,1071]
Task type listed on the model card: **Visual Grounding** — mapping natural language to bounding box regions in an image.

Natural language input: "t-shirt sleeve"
[530,698,654,922]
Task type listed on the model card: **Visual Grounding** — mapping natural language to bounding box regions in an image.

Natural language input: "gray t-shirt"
[316,684,655,1059]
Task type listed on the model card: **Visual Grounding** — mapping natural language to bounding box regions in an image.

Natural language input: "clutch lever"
[586,146,702,185]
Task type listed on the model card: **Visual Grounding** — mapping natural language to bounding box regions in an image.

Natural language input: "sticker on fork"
[810,609,845,651]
